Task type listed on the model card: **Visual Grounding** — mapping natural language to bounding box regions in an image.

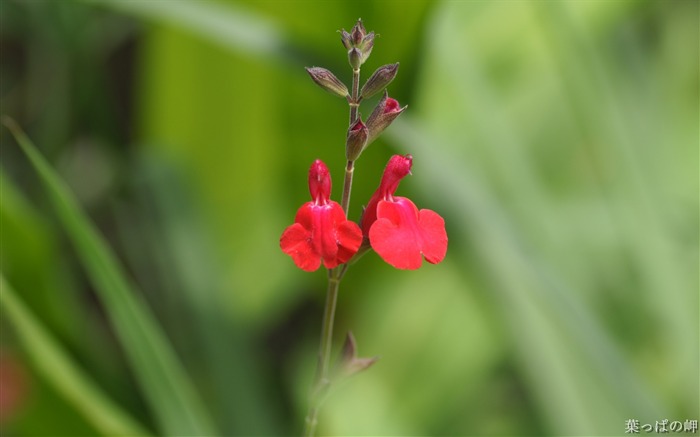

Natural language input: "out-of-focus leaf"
[112,152,283,435]
[3,119,216,436]
[0,169,81,343]
[315,264,504,435]
[380,0,694,433]
[0,274,150,437]
[86,0,288,62]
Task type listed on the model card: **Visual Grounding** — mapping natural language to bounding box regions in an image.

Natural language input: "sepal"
[366,91,406,143]
[361,63,399,99]
[305,67,349,98]
[336,332,378,378]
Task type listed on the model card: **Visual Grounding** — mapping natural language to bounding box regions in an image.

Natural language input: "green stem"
[304,273,340,437]
[304,61,361,437]
[349,68,360,124]
[341,67,360,215]
[340,160,355,215]
[318,274,341,379]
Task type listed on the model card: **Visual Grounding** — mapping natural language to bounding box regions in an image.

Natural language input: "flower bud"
[345,117,369,161]
[358,32,375,64]
[360,63,399,99]
[350,19,366,46]
[366,91,406,144]
[340,29,353,50]
[305,67,349,98]
[340,20,375,67]
[348,47,362,70]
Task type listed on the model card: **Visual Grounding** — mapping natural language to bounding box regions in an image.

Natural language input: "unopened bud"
[350,19,366,45]
[366,91,406,144]
[360,63,399,99]
[348,48,362,70]
[305,67,349,98]
[340,20,374,66]
[340,29,353,50]
[346,117,369,161]
[359,32,375,64]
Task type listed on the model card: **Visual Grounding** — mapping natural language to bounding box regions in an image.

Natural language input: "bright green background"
[1,0,698,435]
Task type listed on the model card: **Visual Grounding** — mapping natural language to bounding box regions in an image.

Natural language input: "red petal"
[280,222,321,271]
[369,199,423,269]
[312,204,340,268]
[282,201,362,271]
[418,209,448,264]
[368,197,447,269]
[336,220,363,264]
[293,202,314,230]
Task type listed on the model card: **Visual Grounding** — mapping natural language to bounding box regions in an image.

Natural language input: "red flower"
[281,160,363,271]
[361,154,447,270]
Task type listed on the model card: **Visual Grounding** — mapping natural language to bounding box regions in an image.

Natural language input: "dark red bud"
[351,19,366,45]
[365,91,406,143]
[384,97,400,113]
[346,118,369,161]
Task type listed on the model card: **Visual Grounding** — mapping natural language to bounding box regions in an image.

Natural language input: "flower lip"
[369,196,447,270]
[379,154,412,200]
[360,154,413,235]
[309,159,331,205]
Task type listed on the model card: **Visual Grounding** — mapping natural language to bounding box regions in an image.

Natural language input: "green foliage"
[0,274,149,436]
[4,120,214,435]
[1,0,696,435]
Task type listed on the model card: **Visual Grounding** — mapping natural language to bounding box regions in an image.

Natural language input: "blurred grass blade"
[3,118,216,436]
[388,117,664,433]
[86,0,289,62]
[0,273,151,437]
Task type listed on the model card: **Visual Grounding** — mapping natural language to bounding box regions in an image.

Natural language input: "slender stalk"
[304,272,340,436]
[340,160,355,214]
[341,67,360,215]
[349,68,360,124]
[304,59,361,437]
[318,274,341,379]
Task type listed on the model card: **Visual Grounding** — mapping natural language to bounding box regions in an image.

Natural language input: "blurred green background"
[1,0,698,435]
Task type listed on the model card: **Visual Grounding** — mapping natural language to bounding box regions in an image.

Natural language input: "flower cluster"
[281,154,447,270]
[280,20,448,271]
[291,20,449,437]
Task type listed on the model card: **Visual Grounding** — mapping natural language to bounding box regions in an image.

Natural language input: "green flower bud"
[340,20,375,66]
[340,29,353,50]
[360,63,399,99]
[358,32,375,64]
[348,48,362,70]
